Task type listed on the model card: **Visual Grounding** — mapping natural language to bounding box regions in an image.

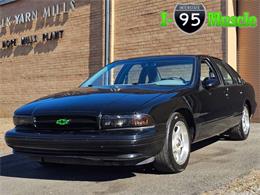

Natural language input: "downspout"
[105,0,111,65]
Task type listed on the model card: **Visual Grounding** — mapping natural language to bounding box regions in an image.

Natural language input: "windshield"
[81,57,195,87]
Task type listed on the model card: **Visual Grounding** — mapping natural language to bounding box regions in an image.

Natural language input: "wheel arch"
[244,99,252,117]
[175,108,196,142]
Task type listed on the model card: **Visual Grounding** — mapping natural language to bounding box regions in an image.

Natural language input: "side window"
[200,60,218,82]
[224,63,242,84]
[214,60,235,85]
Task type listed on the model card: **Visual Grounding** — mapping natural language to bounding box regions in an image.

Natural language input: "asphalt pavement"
[0,123,259,195]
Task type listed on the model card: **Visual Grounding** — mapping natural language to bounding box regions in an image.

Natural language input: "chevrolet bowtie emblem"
[56,118,70,126]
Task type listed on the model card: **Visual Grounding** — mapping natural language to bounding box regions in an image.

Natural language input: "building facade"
[0,0,259,122]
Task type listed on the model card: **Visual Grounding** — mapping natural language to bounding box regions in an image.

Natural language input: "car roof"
[111,55,219,64]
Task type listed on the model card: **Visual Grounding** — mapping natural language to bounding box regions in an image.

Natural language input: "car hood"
[15,85,181,116]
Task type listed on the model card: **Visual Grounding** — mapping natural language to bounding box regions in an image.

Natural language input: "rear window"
[157,63,193,81]
[224,63,242,84]
[214,59,235,85]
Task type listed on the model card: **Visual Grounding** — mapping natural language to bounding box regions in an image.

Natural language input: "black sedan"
[5,55,257,173]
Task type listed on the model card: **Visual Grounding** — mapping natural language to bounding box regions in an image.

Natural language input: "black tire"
[153,112,191,173]
[227,105,250,140]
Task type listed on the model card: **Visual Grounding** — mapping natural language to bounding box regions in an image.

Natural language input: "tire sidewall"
[166,113,191,172]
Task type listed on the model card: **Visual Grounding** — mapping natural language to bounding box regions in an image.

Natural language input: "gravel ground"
[202,170,260,195]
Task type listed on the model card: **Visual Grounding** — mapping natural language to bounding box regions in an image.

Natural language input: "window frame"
[212,58,236,86]
[199,57,221,87]
[223,62,243,85]
[123,63,144,84]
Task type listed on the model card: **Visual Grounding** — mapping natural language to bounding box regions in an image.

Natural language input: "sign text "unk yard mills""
[0,0,75,29]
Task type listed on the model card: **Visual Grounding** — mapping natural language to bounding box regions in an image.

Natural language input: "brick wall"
[113,0,226,61]
[0,0,105,117]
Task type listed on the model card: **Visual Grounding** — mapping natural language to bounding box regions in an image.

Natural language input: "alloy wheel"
[242,106,250,135]
[172,121,190,165]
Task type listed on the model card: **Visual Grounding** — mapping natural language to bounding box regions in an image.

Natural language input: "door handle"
[224,88,229,97]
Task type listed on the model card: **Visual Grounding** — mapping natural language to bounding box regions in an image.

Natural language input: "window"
[200,60,217,82]
[0,0,16,6]
[80,57,195,87]
[111,64,124,84]
[214,59,235,85]
[157,63,193,82]
[224,63,242,84]
[124,64,144,84]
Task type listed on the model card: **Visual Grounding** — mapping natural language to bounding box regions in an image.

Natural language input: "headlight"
[101,114,154,129]
[13,115,33,126]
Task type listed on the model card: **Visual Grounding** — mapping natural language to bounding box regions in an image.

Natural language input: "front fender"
[142,94,193,124]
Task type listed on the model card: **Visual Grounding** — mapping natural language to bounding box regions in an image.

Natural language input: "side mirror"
[202,78,219,89]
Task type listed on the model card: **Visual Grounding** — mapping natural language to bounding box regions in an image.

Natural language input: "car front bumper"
[5,125,165,166]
